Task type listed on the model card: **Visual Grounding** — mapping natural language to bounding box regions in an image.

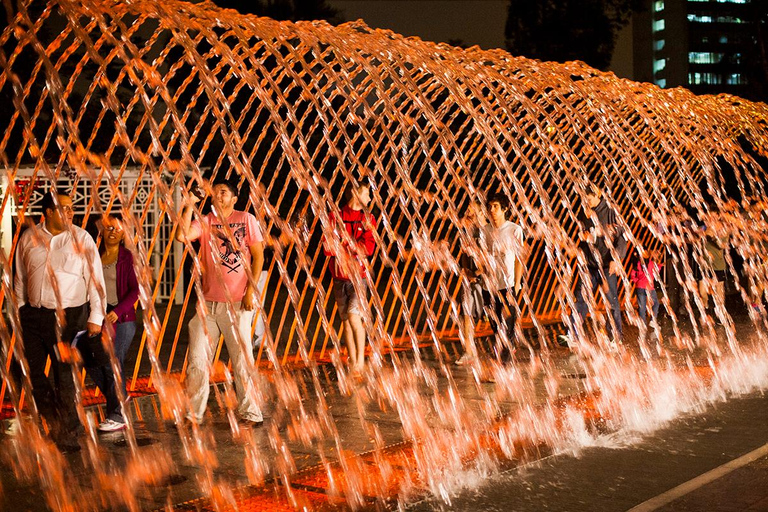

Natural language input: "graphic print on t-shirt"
[214,223,246,273]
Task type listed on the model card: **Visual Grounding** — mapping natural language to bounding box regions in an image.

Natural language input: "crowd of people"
[455,182,750,363]
[9,176,382,449]
[8,173,750,451]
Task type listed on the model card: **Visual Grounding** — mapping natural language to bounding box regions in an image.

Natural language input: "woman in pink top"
[630,249,663,324]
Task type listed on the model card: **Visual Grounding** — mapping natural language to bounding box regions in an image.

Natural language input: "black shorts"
[333,279,367,321]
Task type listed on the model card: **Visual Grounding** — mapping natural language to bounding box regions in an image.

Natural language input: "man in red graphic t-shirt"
[177,176,264,426]
[323,183,376,374]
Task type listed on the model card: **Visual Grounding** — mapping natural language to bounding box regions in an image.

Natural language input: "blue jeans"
[572,267,622,340]
[113,321,136,399]
[85,321,136,423]
[636,288,659,324]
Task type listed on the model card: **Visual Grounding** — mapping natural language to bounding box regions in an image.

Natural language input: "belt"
[27,303,87,312]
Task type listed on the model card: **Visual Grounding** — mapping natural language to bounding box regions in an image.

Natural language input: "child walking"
[630,248,663,325]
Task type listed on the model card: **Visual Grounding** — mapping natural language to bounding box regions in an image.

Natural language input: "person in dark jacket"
[560,183,627,346]
[83,212,139,432]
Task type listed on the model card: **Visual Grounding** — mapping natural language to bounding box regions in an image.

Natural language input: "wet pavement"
[1,316,768,511]
[410,390,768,512]
[0,332,580,511]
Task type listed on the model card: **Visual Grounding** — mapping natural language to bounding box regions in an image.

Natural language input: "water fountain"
[1,0,768,509]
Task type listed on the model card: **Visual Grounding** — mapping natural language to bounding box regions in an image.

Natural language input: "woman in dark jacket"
[88,212,139,432]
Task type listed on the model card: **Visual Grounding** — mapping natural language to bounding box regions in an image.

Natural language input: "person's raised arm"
[176,190,202,243]
[322,212,338,257]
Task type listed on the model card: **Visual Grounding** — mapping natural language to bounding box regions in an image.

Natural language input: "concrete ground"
[409,390,768,512]
[2,297,768,511]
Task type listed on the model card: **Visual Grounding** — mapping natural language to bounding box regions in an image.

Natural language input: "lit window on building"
[719,35,728,43]
[654,19,666,32]
[717,0,749,3]
[655,78,667,88]
[689,52,723,64]
[687,14,745,23]
[727,73,746,84]
[655,40,666,51]
[654,59,667,73]
[688,72,722,85]
[654,0,665,11]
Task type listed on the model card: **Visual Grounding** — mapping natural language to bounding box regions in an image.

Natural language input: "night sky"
[328,0,634,79]
[329,0,509,50]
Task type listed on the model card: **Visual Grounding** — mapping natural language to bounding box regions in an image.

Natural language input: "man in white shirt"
[481,193,525,360]
[14,191,106,450]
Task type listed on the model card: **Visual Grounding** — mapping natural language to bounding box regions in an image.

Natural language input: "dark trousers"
[572,267,623,340]
[665,249,689,318]
[20,304,87,440]
[637,288,660,324]
[482,288,518,360]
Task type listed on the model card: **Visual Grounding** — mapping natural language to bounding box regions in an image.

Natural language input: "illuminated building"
[633,0,753,95]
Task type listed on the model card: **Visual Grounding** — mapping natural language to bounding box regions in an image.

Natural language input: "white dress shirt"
[14,222,106,325]
[482,220,524,292]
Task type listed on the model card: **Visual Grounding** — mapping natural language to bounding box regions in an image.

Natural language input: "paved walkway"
[410,391,768,512]
[2,311,768,511]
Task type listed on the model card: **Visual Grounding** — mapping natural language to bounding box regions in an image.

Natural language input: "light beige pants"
[186,301,262,422]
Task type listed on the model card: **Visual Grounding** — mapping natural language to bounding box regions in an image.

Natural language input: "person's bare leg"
[342,319,357,371]
[714,280,726,321]
[716,281,725,304]
[456,315,477,364]
[347,313,366,371]
[699,280,709,313]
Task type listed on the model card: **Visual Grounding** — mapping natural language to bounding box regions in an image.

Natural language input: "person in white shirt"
[481,193,525,361]
[14,191,106,450]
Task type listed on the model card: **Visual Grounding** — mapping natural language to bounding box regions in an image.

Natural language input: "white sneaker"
[455,353,475,366]
[98,419,126,432]
[238,413,264,426]
[4,417,20,436]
